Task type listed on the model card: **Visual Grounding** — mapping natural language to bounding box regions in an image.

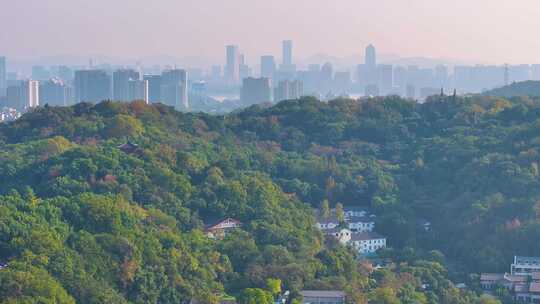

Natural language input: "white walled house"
[343,207,368,219]
[350,232,386,254]
[348,216,375,232]
[316,216,340,230]
[326,228,353,245]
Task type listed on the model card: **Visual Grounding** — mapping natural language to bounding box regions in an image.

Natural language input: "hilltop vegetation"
[484,80,540,98]
[2,94,540,303]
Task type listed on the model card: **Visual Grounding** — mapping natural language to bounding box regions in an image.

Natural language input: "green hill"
[3,95,540,303]
[484,80,540,97]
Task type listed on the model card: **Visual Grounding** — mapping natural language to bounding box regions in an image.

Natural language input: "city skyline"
[2,0,540,66]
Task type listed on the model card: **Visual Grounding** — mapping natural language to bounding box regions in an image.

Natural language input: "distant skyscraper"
[283,40,293,66]
[20,80,40,109]
[225,45,240,84]
[40,78,70,106]
[0,57,6,97]
[113,69,140,101]
[143,75,162,103]
[365,44,377,86]
[160,69,188,109]
[365,44,376,68]
[274,80,303,102]
[128,79,148,104]
[240,77,272,105]
[74,70,112,103]
[279,40,296,76]
[378,64,393,94]
[239,54,251,80]
[261,56,276,79]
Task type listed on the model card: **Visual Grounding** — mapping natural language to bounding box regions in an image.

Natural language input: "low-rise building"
[350,232,386,254]
[316,215,340,230]
[481,256,540,302]
[325,228,352,245]
[512,256,540,276]
[347,216,375,232]
[205,218,242,239]
[343,207,368,219]
[300,290,346,304]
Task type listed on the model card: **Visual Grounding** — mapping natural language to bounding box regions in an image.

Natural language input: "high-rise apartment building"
[283,40,293,66]
[20,80,40,109]
[143,75,162,103]
[261,56,276,79]
[113,69,140,102]
[40,78,71,106]
[74,70,112,103]
[128,79,148,104]
[274,80,303,102]
[225,45,239,84]
[160,69,188,109]
[240,77,272,105]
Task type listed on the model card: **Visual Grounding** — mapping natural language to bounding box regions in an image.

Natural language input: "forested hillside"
[2,94,539,303]
[484,80,540,98]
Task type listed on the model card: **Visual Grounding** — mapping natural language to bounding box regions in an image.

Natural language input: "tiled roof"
[300,290,346,298]
[529,282,540,293]
[348,216,374,223]
[350,232,385,241]
[480,273,505,281]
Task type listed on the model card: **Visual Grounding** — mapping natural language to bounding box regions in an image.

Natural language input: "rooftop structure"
[300,290,346,304]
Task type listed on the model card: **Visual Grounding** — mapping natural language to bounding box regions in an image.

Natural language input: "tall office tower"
[225,45,239,84]
[143,75,162,103]
[74,70,112,103]
[239,54,251,80]
[283,40,293,66]
[0,57,6,97]
[113,69,140,102]
[128,79,148,104]
[20,80,40,109]
[365,44,376,68]
[365,44,377,85]
[160,69,188,110]
[274,80,303,102]
[377,64,393,94]
[40,78,70,106]
[240,77,272,105]
[261,56,276,78]
[279,40,296,75]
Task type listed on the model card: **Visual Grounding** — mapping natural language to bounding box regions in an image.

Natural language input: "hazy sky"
[2,0,540,65]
